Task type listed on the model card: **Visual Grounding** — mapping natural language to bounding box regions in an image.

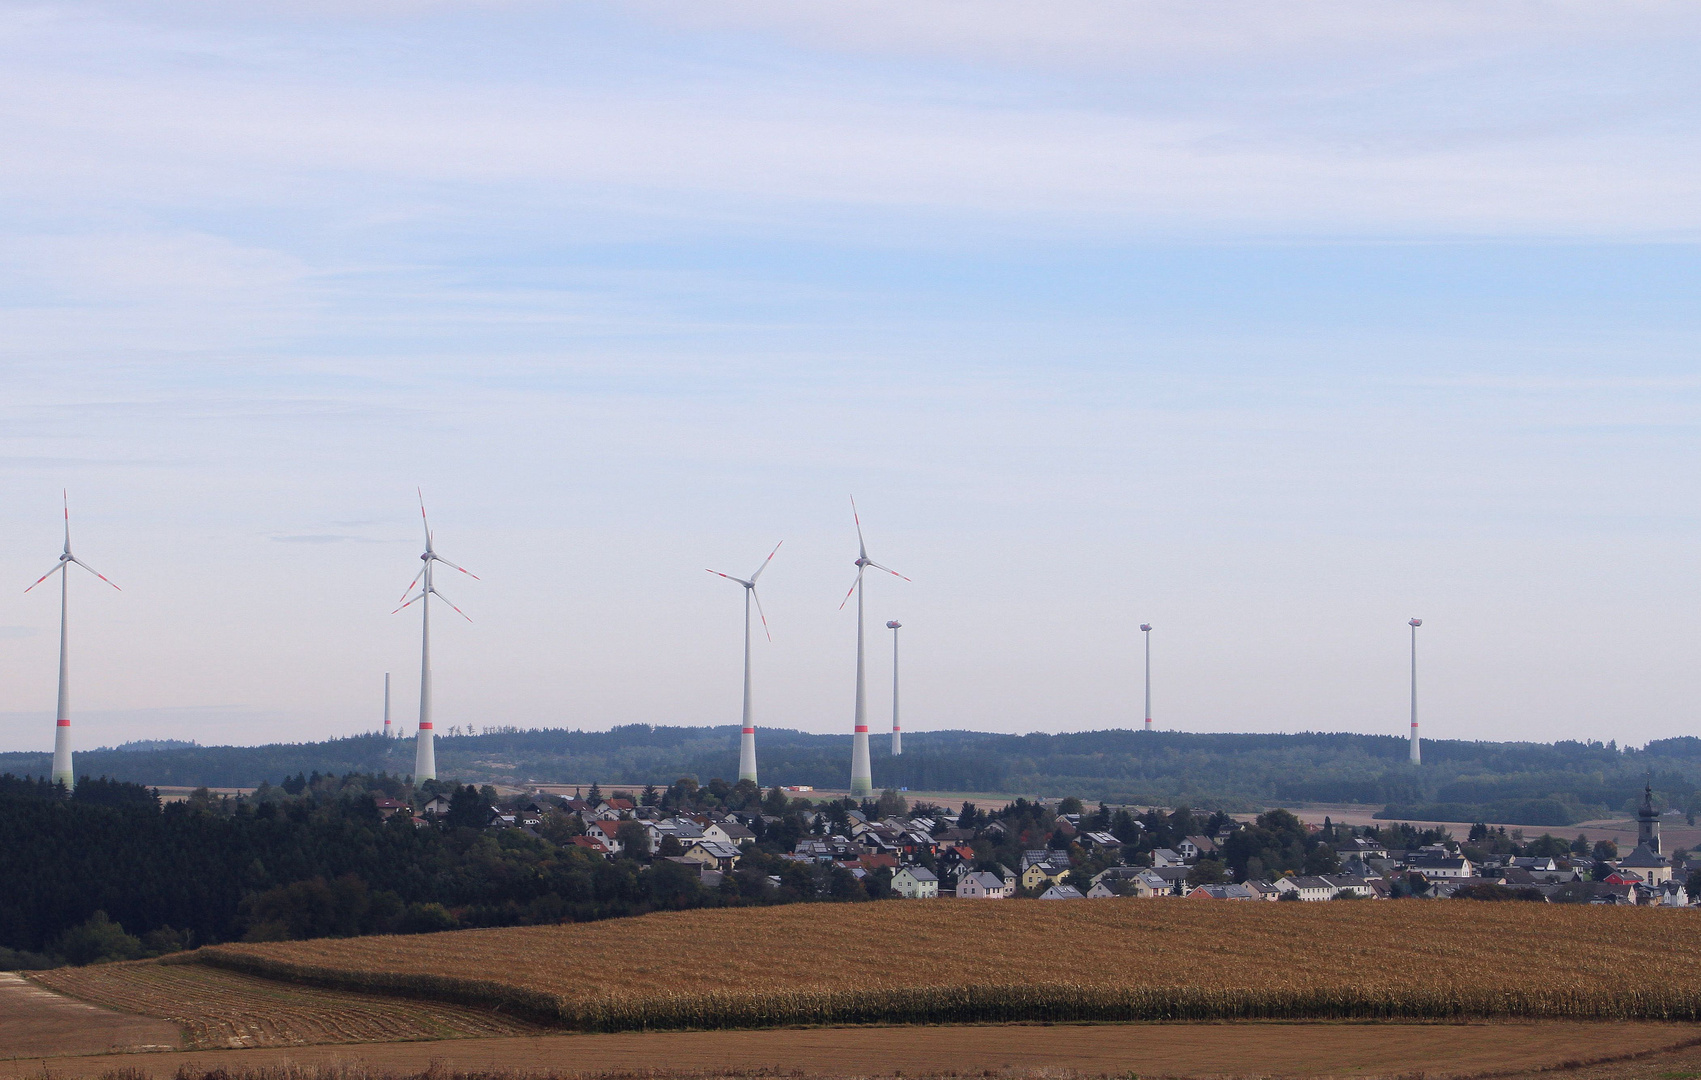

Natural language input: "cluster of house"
[412,783,1692,906]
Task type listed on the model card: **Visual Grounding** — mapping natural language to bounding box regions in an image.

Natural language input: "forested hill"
[6,726,1701,825]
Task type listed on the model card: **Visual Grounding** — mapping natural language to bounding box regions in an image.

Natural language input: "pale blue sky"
[2,2,1699,752]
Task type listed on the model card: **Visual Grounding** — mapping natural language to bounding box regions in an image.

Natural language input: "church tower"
[1638,782,1661,855]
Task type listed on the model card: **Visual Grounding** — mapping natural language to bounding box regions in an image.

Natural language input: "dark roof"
[1619,846,1670,868]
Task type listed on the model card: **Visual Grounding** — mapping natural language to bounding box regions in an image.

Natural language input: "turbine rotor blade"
[417,488,432,547]
[749,539,783,584]
[431,586,473,622]
[24,562,64,593]
[752,586,772,642]
[399,565,426,602]
[432,553,479,579]
[706,569,753,587]
[62,491,71,552]
[850,496,866,560]
[838,569,863,611]
[865,560,910,582]
[69,557,120,590]
[392,593,424,614]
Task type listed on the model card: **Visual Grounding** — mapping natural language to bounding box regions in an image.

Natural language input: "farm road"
[0,971,181,1058]
[0,1020,1691,1079]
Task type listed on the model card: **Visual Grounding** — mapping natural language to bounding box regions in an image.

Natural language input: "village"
[400,778,1698,908]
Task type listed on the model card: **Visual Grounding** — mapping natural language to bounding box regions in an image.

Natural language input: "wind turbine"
[393,491,477,782]
[1408,618,1423,765]
[25,493,120,790]
[886,620,903,755]
[1140,624,1153,731]
[707,540,782,786]
[839,497,908,798]
[383,672,392,737]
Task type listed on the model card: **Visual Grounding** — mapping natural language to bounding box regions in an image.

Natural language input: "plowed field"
[0,1019,1696,1080]
[200,899,1701,1030]
[30,960,546,1049]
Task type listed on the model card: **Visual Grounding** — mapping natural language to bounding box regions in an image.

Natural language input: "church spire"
[1638,780,1660,855]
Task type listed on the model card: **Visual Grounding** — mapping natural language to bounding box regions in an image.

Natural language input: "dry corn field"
[193,899,1701,1031]
[29,960,547,1049]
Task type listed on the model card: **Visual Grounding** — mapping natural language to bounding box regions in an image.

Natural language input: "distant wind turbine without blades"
[707,540,782,787]
[24,493,120,790]
[839,497,908,798]
[393,490,478,783]
[886,620,903,756]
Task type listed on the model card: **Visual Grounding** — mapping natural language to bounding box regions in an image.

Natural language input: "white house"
[1178,836,1218,861]
[892,866,939,899]
[1319,875,1377,898]
[585,820,625,854]
[1151,848,1185,867]
[1409,856,1474,879]
[956,871,1011,899]
[1274,876,1336,901]
[1039,883,1085,900]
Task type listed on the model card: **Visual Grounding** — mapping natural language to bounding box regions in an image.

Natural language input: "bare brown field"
[0,971,180,1059]
[1286,805,1701,852]
[28,960,546,1050]
[198,901,1701,1030]
[1,1021,1695,1080]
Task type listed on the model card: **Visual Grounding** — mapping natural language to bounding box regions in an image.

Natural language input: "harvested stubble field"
[29,960,546,1049]
[5,1024,1701,1080]
[195,900,1701,1031]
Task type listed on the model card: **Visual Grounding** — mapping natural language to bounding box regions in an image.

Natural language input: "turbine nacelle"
[1409,618,1423,627]
[26,495,119,594]
[1140,623,1152,632]
[840,497,909,610]
[886,620,901,629]
[707,540,781,641]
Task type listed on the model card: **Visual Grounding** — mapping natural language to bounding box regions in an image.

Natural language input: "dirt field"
[198,899,1701,1028]
[1284,804,1701,851]
[28,961,545,1050]
[1,1019,1695,1080]
[0,971,181,1058]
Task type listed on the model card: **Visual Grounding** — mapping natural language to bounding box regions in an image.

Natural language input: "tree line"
[7,726,1701,823]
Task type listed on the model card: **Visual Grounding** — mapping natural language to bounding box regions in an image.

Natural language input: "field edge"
[194,943,1701,1033]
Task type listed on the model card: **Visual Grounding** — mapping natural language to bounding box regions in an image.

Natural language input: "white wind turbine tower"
[25,493,120,790]
[839,497,908,798]
[1408,618,1423,765]
[707,541,782,786]
[886,620,902,755]
[393,491,478,782]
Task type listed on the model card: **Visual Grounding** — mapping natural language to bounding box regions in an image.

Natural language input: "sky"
[1,2,1700,753]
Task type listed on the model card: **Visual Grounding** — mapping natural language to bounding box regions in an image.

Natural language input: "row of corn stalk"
[194,947,1701,1031]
